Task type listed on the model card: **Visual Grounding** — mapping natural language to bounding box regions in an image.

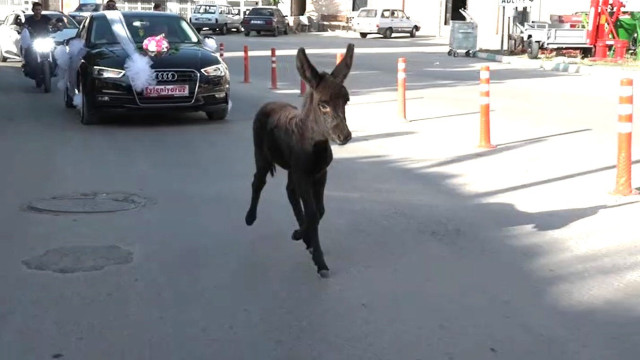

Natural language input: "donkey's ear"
[296,47,321,89]
[331,43,354,84]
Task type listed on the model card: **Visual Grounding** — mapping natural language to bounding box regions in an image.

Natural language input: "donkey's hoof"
[318,270,330,279]
[245,212,256,226]
[291,229,303,241]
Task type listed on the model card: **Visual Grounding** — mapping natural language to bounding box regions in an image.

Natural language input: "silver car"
[0,10,79,61]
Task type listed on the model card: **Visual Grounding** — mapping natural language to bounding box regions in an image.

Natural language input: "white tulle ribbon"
[203,37,217,53]
[54,38,86,106]
[105,11,155,92]
[20,30,31,56]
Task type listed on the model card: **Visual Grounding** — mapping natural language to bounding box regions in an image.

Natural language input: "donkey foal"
[245,43,355,278]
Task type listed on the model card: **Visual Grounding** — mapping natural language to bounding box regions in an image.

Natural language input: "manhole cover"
[22,245,133,274]
[27,192,146,214]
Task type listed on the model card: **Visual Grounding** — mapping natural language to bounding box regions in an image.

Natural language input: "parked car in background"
[67,11,230,125]
[189,3,242,34]
[352,8,420,39]
[0,10,78,61]
[241,6,289,37]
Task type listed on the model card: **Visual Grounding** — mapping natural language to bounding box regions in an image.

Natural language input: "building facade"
[301,0,640,49]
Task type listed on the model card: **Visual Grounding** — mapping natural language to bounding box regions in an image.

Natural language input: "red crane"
[586,0,628,58]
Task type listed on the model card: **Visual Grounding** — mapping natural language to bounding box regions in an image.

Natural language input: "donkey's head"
[296,43,354,145]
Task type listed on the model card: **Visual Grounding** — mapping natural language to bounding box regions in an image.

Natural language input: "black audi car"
[65,11,230,125]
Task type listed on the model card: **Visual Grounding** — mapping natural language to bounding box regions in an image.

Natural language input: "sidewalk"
[475,50,640,75]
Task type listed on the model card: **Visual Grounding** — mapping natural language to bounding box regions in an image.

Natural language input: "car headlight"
[201,64,225,76]
[93,66,125,78]
[33,38,55,53]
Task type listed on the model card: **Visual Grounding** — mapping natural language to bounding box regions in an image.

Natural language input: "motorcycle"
[22,28,58,93]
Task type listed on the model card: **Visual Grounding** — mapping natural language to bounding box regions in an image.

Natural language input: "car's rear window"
[357,9,377,18]
[73,3,102,12]
[248,8,274,17]
[193,5,216,14]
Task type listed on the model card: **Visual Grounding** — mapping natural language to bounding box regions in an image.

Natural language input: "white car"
[189,3,243,34]
[352,8,420,39]
[0,10,79,62]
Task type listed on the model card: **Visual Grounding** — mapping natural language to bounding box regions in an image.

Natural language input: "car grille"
[133,70,200,106]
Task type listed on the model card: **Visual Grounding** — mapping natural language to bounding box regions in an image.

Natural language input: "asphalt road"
[2,31,640,359]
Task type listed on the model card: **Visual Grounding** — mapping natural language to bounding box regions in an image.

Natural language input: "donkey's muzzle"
[336,132,352,145]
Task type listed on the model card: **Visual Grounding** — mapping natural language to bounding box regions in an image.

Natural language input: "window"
[381,10,390,19]
[90,16,117,45]
[357,9,376,18]
[74,3,102,12]
[124,15,199,44]
[193,5,216,14]
[248,8,274,17]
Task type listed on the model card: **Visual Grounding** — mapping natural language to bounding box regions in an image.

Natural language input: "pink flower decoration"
[143,35,170,55]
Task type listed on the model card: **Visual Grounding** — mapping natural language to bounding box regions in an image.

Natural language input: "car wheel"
[383,27,392,39]
[273,27,279,37]
[359,33,367,38]
[244,30,250,36]
[410,27,417,38]
[256,30,261,35]
[42,62,51,93]
[64,84,74,108]
[527,39,540,59]
[205,106,228,121]
[195,27,203,33]
[79,81,99,125]
[284,25,289,35]
[221,24,228,35]
[0,45,6,62]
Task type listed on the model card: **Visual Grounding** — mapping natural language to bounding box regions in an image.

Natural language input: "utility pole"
[402,0,405,11]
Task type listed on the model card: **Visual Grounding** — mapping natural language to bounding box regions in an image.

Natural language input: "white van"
[352,8,420,39]
[189,3,243,34]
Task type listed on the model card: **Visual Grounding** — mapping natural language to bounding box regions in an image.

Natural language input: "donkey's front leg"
[298,177,329,277]
[245,164,271,226]
[313,170,327,222]
[287,172,306,242]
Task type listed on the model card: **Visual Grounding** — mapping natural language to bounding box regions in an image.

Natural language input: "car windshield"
[73,3,102,12]
[357,9,377,17]
[193,5,216,14]
[25,13,79,29]
[248,8,274,17]
[124,15,200,44]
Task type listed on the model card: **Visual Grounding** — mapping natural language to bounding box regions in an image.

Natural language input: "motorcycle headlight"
[93,66,125,78]
[201,64,225,77]
[33,38,55,53]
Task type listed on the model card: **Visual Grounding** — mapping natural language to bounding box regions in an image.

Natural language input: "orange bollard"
[219,42,224,60]
[478,65,496,149]
[336,52,344,64]
[270,48,277,89]
[243,45,250,83]
[300,79,307,97]
[613,78,638,195]
[397,58,406,121]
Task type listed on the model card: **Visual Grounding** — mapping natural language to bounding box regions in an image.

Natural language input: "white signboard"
[499,0,537,7]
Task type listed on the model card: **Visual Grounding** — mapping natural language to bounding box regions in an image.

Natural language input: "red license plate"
[143,85,189,97]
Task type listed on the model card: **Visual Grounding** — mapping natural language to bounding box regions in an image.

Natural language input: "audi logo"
[154,72,178,81]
